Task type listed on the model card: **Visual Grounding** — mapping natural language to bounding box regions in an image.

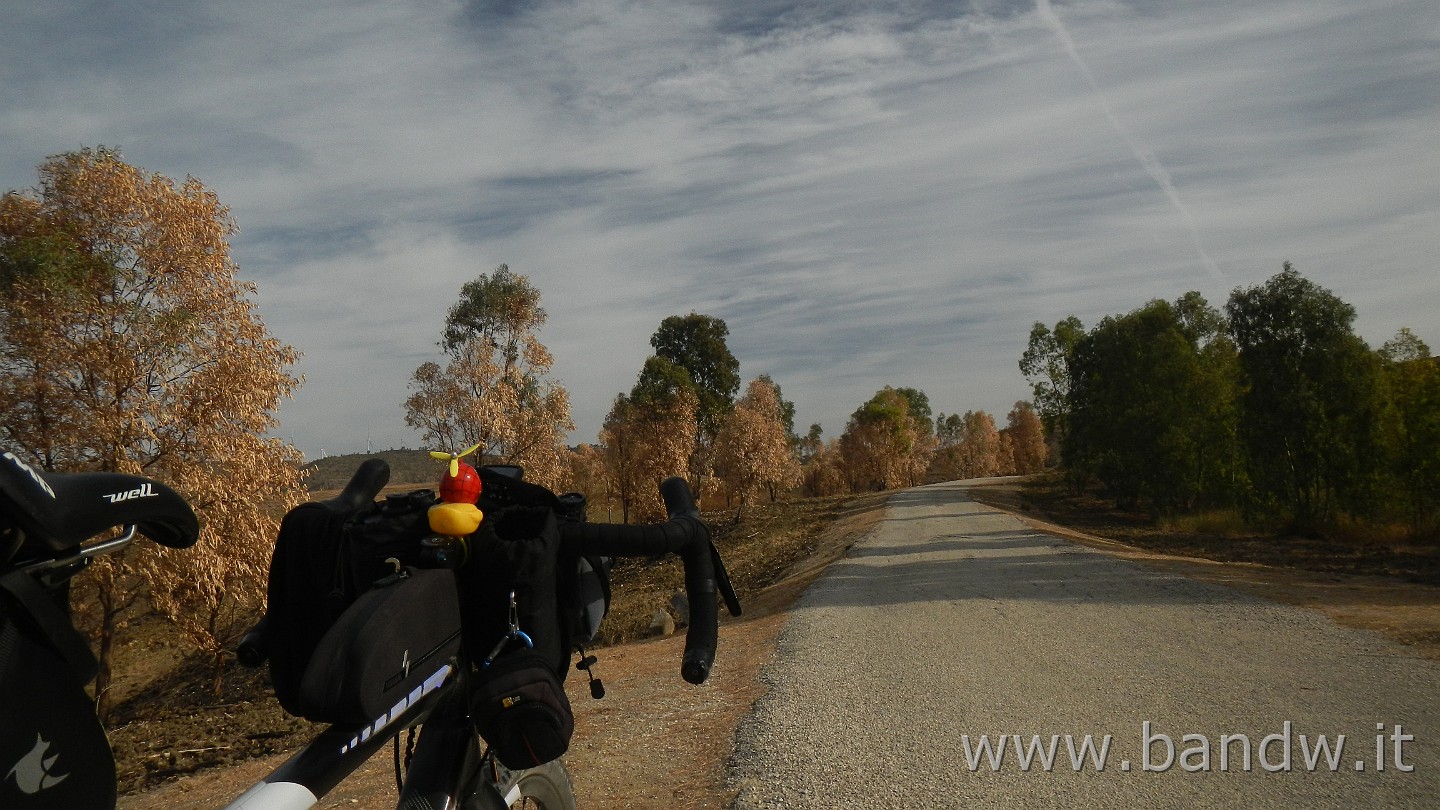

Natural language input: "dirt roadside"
[118,494,890,810]
[120,479,1440,808]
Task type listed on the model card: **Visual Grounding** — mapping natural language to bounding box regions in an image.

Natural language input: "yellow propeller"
[428,443,482,478]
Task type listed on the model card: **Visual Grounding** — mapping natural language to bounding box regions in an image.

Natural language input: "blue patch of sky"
[596,177,751,230]
[234,222,379,273]
[457,0,546,30]
[443,169,640,241]
[1302,68,1440,128]
[711,0,1008,38]
[148,127,312,181]
[243,167,642,270]
[7,2,225,84]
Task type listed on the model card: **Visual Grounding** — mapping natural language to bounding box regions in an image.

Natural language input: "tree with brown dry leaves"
[404,265,574,491]
[1006,400,1048,474]
[566,442,616,519]
[714,377,803,519]
[599,388,698,523]
[943,410,1006,480]
[839,387,938,491]
[802,438,849,497]
[0,147,304,716]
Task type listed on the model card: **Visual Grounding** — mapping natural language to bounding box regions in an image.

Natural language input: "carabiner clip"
[481,590,535,667]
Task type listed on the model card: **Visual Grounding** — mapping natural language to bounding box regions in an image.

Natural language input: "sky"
[4,0,1438,459]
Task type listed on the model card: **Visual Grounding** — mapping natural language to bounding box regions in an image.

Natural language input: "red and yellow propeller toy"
[427,443,484,536]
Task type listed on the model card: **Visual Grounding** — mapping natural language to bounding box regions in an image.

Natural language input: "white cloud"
[3,0,1437,458]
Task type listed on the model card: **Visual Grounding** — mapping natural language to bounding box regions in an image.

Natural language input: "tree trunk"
[212,648,227,699]
[208,603,228,699]
[94,586,118,725]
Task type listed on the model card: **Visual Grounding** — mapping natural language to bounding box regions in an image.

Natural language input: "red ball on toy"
[439,461,481,504]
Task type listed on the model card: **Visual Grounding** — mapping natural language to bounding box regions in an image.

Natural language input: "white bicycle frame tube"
[223,781,318,810]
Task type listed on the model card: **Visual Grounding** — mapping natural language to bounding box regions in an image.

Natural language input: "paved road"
[728,479,1440,808]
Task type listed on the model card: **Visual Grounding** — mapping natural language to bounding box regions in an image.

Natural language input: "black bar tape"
[323,458,390,513]
[557,478,720,685]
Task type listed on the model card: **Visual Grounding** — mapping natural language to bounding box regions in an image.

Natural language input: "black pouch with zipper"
[457,505,565,677]
[469,647,574,769]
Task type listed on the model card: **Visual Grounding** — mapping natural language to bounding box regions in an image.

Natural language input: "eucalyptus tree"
[1065,295,1237,514]
[0,148,304,712]
[632,313,740,492]
[404,264,574,490]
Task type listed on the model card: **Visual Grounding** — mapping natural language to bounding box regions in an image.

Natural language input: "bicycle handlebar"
[239,462,740,687]
[321,457,390,513]
[558,477,733,685]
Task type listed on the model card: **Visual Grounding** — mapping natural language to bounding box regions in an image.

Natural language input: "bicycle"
[0,450,739,809]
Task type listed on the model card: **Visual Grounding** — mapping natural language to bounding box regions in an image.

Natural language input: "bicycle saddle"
[0,451,199,554]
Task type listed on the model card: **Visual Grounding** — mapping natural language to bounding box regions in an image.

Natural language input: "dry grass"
[971,472,1440,585]
[1158,508,1251,536]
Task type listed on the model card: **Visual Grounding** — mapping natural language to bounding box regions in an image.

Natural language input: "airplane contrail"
[1034,0,1225,283]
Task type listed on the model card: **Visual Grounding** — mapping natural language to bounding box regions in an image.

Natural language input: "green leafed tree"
[1378,328,1440,534]
[631,355,694,407]
[640,313,740,430]
[799,422,824,463]
[1225,263,1384,529]
[1020,315,1085,440]
[1065,296,1238,514]
[935,413,963,448]
[633,313,740,492]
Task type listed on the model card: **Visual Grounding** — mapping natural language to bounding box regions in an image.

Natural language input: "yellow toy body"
[428,501,483,536]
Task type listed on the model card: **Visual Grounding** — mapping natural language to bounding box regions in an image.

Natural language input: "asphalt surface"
[727,479,1440,808]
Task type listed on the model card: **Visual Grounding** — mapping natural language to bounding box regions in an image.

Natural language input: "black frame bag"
[299,567,462,726]
[266,489,441,718]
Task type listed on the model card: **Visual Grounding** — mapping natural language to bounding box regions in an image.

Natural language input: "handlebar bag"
[0,568,114,809]
[297,567,462,726]
[266,489,439,719]
[470,647,574,769]
[457,505,567,677]
[474,480,613,671]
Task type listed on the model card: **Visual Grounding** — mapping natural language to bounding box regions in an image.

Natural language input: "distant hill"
[301,449,441,491]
